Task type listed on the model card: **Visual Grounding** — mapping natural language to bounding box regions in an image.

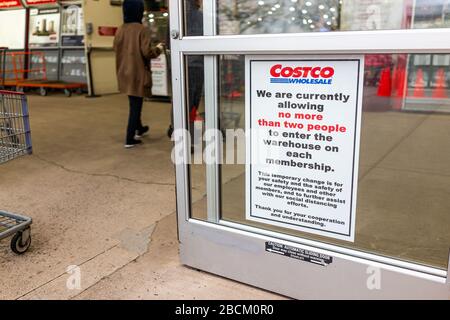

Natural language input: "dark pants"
[127,96,144,143]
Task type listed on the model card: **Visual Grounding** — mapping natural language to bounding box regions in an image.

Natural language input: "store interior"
[0,0,449,299]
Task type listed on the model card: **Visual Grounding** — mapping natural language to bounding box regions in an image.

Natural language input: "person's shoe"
[135,126,149,139]
[124,139,142,148]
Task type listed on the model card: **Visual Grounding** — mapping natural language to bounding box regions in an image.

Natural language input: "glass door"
[170,0,450,299]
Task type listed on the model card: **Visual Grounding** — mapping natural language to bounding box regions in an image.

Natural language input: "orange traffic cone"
[377,67,392,97]
[432,68,448,99]
[411,68,425,98]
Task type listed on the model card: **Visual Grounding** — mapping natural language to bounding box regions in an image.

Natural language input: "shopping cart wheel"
[10,228,31,255]
[39,87,47,96]
[64,89,72,97]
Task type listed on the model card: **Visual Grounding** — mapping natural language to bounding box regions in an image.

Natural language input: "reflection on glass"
[186,56,207,221]
[211,0,450,35]
[184,0,204,36]
[218,0,340,34]
[144,9,170,45]
[213,54,450,270]
[220,55,246,218]
[413,0,450,29]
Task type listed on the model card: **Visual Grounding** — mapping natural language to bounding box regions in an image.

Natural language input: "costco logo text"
[269,64,334,84]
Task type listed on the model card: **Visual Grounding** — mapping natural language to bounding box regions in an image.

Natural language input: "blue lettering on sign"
[270,78,332,85]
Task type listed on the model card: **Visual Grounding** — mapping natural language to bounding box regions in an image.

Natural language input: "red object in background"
[98,26,118,36]
[24,0,57,5]
[189,107,203,122]
[377,67,392,97]
[432,68,448,99]
[1,51,47,85]
[412,68,425,98]
[390,67,407,111]
[0,0,22,8]
[391,67,398,90]
[395,68,407,98]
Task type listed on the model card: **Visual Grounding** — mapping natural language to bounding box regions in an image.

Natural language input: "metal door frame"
[169,0,450,299]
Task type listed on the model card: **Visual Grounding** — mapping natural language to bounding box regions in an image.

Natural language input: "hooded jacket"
[114,0,161,97]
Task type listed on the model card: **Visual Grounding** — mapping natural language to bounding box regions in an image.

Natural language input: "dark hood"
[123,0,144,24]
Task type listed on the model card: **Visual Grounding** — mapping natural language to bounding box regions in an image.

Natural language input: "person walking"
[114,0,164,148]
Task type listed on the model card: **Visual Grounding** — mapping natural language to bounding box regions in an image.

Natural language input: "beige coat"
[113,23,161,97]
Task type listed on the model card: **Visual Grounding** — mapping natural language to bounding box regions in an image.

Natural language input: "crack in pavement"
[34,155,176,187]
[16,215,167,300]
[15,243,120,300]
[69,214,171,300]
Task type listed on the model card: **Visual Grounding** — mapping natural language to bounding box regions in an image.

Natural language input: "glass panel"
[184,0,204,36]
[185,0,450,36]
[60,49,87,83]
[198,53,450,270]
[220,55,246,219]
[185,55,208,220]
[145,8,170,44]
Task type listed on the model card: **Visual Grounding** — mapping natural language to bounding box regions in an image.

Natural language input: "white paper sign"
[0,9,26,49]
[151,53,169,97]
[245,55,364,242]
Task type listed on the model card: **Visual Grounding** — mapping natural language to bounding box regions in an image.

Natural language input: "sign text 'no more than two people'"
[245,56,364,242]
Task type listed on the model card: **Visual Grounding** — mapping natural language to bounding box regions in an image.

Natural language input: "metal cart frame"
[0,211,32,254]
[0,89,33,254]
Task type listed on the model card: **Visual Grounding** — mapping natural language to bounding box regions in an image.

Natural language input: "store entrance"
[0,0,176,300]
[171,0,450,298]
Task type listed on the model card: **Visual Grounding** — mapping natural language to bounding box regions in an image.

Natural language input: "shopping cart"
[1,50,86,97]
[0,89,33,254]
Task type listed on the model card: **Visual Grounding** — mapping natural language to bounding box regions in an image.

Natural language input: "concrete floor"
[0,93,281,300]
